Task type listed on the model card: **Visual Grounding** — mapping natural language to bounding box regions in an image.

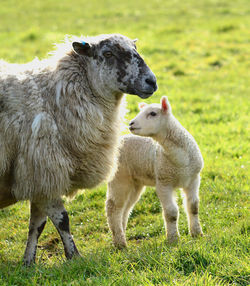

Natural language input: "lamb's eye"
[103,51,113,58]
[150,111,157,117]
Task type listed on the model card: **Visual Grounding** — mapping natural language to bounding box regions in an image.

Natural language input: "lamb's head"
[129,96,172,137]
[72,34,157,99]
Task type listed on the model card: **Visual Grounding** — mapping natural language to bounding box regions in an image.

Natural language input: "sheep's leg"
[156,184,179,243]
[0,192,17,209]
[184,176,203,237]
[43,200,80,259]
[23,202,47,265]
[0,176,17,209]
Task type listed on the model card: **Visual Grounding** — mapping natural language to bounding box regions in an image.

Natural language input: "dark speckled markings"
[72,34,157,99]
[86,36,157,97]
[115,45,133,84]
[23,204,48,265]
[165,212,178,223]
[190,201,199,215]
[59,210,70,232]
[115,44,132,62]
[133,52,146,69]
[45,201,80,260]
[37,220,47,237]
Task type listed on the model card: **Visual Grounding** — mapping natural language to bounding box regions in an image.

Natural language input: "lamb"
[0,33,157,265]
[106,96,203,248]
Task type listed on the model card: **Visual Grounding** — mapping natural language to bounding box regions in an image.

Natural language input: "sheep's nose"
[145,77,157,91]
[129,120,135,126]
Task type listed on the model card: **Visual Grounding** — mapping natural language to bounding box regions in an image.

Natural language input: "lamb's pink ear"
[161,96,168,112]
[138,102,147,110]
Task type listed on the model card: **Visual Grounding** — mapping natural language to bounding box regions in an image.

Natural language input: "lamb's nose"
[129,120,135,126]
[145,77,157,91]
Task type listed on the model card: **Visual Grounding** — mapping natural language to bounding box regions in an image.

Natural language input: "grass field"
[0,0,249,285]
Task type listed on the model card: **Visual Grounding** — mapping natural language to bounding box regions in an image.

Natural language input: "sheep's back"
[0,53,124,201]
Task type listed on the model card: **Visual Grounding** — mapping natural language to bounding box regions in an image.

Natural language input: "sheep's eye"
[103,51,113,58]
[150,111,157,117]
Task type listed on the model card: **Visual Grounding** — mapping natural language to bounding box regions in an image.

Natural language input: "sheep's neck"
[50,56,124,157]
[79,55,124,104]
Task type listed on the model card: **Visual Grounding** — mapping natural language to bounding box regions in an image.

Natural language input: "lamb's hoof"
[191,231,203,238]
[114,242,127,250]
[190,226,203,238]
[167,235,179,245]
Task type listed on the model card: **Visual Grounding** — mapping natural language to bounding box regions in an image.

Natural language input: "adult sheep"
[0,34,157,265]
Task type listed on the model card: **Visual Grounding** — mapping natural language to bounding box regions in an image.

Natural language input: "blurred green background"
[0,0,249,285]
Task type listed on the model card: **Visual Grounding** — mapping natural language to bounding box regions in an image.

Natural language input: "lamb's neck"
[153,119,193,167]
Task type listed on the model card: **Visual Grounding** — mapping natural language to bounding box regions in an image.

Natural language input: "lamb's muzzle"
[128,120,139,131]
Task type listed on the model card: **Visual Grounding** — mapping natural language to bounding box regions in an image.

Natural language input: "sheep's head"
[72,34,157,99]
[129,96,172,137]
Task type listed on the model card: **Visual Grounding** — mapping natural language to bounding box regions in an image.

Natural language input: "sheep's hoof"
[66,249,82,260]
[71,252,82,259]
[23,259,35,267]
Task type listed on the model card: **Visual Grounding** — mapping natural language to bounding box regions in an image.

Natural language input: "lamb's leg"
[23,202,47,265]
[43,200,80,259]
[156,184,179,243]
[122,184,144,232]
[106,182,130,249]
[184,176,203,237]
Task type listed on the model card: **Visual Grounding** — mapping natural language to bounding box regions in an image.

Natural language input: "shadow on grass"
[172,249,211,276]
[0,250,111,284]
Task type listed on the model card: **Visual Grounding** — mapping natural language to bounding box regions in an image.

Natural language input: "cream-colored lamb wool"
[0,34,157,264]
[106,96,203,248]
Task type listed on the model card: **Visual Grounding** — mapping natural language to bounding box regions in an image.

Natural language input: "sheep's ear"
[161,96,169,113]
[138,102,147,110]
[132,38,138,49]
[72,41,94,57]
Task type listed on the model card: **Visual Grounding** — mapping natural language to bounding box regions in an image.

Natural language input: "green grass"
[0,0,249,285]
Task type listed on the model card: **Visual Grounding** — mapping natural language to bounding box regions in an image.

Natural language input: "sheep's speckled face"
[73,34,157,99]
